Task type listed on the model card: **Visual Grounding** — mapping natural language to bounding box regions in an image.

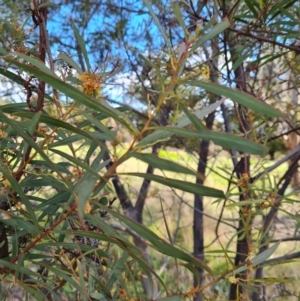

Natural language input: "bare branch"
[252,143,300,183]
[259,251,300,267]
[228,27,300,54]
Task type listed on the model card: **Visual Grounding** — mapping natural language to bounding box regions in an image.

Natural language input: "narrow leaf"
[102,206,214,274]
[14,111,104,146]
[152,127,267,156]
[130,152,198,176]
[143,0,173,50]
[176,97,225,126]
[244,0,259,17]
[78,262,89,301]
[0,164,38,228]
[38,2,60,8]
[157,297,182,301]
[0,110,64,183]
[0,68,26,86]
[106,252,129,291]
[135,129,171,149]
[251,241,281,266]
[135,98,226,149]
[172,3,188,40]
[120,172,224,198]
[190,18,231,53]
[138,52,164,84]
[9,53,56,76]
[3,58,137,132]
[0,211,39,235]
[186,80,284,118]
[71,22,91,72]
[228,241,281,275]
[179,104,205,130]
[19,284,48,301]
[0,47,8,55]
[82,112,119,143]
[136,98,226,149]
[27,111,41,136]
[75,151,107,217]
[0,259,40,277]
[0,68,54,102]
[160,199,172,244]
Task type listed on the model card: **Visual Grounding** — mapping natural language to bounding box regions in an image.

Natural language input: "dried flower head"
[118,288,127,298]
[78,72,102,97]
[84,201,92,214]
[0,131,8,139]
[3,179,10,188]
[238,173,249,190]
[229,276,239,284]
[183,286,199,299]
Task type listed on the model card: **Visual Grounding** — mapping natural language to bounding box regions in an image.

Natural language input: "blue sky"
[2,0,298,110]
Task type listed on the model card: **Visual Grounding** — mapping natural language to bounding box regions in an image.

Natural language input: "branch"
[251,143,300,183]
[270,236,300,243]
[135,143,161,223]
[227,23,252,301]
[102,143,134,213]
[267,126,300,142]
[39,6,61,113]
[13,1,48,182]
[259,251,300,267]
[252,157,299,301]
[228,27,300,54]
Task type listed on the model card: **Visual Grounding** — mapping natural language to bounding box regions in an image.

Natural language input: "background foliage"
[0,1,299,301]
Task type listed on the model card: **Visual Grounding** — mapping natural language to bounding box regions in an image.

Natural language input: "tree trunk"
[226,30,252,300]
[193,111,215,301]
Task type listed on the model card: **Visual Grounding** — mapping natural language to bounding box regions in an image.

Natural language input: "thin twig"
[251,143,300,182]
[228,27,300,54]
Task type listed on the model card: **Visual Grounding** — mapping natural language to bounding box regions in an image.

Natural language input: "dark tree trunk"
[193,111,215,301]
[252,157,299,301]
[193,22,220,299]
[102,144,159,297]
[226,29,252,300]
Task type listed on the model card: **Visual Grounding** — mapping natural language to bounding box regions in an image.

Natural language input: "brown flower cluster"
[238,173,249,191]
[78,72,102,97]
